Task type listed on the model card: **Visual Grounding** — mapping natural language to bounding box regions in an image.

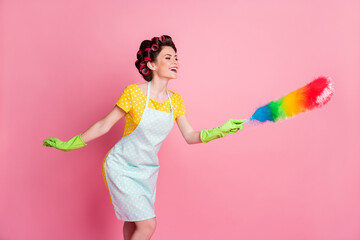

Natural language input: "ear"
[147,61,157,71]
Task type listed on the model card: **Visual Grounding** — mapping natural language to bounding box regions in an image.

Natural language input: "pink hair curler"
[145,48,152,51]
[141,68,150,76]
[144,57,151,62]
[159,35,165,42]
[137,50,142,55]
[139,65,146,71]
[140,61,146,66]
[151,37,159,41]
[151,43,158,51]
[135,59,139,65]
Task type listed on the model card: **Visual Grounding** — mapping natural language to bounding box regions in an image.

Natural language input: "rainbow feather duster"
[245,76,334,125]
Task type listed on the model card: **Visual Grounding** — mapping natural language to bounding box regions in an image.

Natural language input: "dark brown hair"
[135,35,177,82]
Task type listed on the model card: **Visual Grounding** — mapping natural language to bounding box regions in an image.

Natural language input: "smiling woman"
[43,34,247,240]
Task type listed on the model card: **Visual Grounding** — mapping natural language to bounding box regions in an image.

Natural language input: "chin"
[166,74,177,80]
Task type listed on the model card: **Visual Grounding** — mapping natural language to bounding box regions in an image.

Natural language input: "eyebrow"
[164,54,178,57]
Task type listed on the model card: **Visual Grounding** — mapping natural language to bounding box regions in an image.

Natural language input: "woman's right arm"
[80,106,126,144]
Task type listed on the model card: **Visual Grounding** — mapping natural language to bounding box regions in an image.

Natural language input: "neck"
[150,78,169,97]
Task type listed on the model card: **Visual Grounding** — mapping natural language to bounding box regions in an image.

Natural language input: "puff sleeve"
[174,94,186,120]
[115,85,132,113]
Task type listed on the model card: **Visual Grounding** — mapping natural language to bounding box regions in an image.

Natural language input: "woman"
[43,35,247,240]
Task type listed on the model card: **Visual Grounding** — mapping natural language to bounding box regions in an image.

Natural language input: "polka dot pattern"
[102,81,174,221]
[115,84,186,138]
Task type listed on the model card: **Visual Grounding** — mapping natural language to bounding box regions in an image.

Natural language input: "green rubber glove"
[43,134,87,152]
[200,119,247,143]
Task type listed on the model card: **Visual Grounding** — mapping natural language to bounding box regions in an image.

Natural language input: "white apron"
[104,81,174,221]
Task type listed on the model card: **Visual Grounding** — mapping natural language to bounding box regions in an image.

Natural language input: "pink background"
[1,0,359,239]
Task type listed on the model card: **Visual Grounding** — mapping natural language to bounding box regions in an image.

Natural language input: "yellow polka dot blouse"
[116,83,186,138]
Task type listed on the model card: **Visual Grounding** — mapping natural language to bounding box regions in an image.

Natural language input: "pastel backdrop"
[1,0,359,239]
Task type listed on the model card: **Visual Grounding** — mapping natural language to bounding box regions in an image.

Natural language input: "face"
[147,46,179,79]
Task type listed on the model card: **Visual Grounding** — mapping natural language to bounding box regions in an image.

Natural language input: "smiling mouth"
[170,69,177,73]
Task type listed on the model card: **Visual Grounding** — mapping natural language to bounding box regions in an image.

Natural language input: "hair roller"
[137,50,142,55]
[135,59,139,65]
[144,57,151,62]
[144,48,152,52]
[140,61,146,66]
[151,43,159,51]
[141,67,150,76]
[159,35,165,43]
[139,65,146,71]
[151,37,159,41]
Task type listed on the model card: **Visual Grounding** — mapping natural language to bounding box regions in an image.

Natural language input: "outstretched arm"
[43,105,126,152]
[176,114,202,144]
[176,114,247,144]
[81,105,126,144]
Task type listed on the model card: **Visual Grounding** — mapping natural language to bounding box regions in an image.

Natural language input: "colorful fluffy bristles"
[245,76,334,125]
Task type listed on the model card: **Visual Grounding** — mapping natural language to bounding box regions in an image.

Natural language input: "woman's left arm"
[176,114,202,144]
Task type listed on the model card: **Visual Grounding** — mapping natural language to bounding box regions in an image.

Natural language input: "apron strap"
[166,90,173,114]
[146,81,151,108]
